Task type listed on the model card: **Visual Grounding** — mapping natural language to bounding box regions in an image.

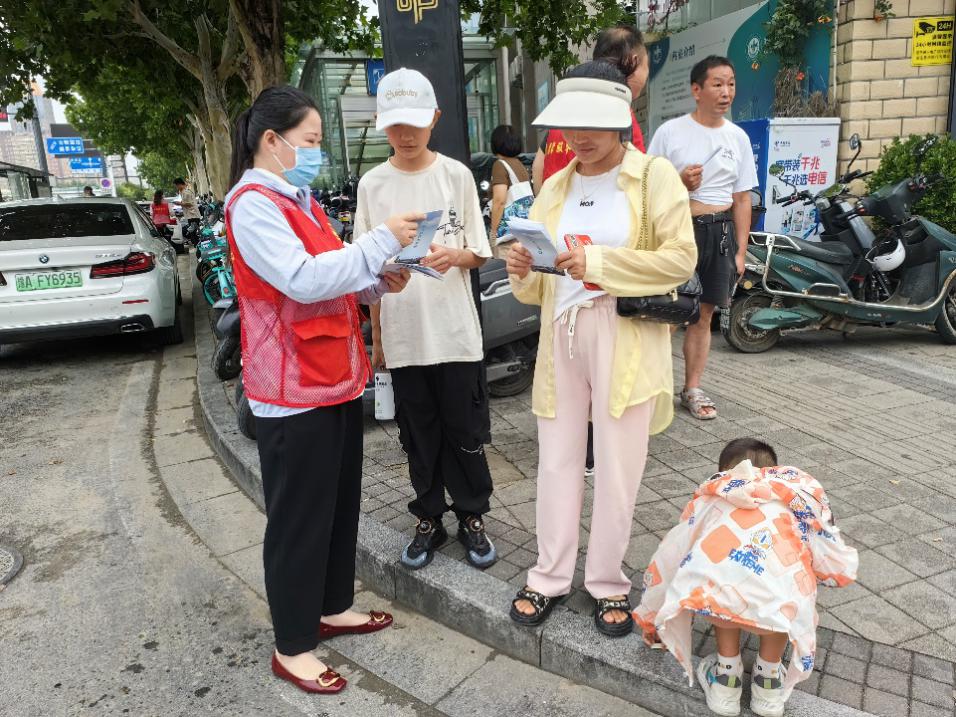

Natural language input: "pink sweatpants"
[527,294,653,599]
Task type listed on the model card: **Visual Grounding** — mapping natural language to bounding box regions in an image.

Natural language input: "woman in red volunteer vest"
[150,190,172,230]
[225,86,421,695]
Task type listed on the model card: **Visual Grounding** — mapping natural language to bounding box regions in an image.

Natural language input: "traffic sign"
[100,178,112,188]
[366,59,386,96]
[46,137,86,155]
[70,156,103,171]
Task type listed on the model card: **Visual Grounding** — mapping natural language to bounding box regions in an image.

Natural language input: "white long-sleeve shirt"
[226,168,400,417]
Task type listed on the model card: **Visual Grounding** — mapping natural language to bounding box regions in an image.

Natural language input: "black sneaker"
[400,517,448,570]
[457,515,497,569]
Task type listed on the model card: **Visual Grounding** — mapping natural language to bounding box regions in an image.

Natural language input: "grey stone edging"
[190,285,877,717]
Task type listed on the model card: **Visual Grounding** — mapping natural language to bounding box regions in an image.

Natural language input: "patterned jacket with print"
[633,461,858,690]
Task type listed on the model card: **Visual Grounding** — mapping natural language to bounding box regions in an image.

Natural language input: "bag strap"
[497,158,521,187]
[638,156,658,252]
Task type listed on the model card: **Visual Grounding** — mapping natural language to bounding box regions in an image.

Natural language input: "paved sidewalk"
[346,325,956,717]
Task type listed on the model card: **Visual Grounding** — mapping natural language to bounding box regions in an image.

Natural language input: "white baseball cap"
[375,68,439,131]
[533,78,633,132]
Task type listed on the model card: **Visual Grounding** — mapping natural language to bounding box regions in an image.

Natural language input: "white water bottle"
[374,371,395,421]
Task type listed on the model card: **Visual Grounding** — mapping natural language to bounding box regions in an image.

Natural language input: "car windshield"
[0,204,134,241]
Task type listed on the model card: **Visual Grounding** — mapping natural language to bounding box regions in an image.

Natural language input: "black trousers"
[390,361,493,521]
[255,398,363,655]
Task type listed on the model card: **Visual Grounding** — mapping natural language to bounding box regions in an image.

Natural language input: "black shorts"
[694,219,738,308]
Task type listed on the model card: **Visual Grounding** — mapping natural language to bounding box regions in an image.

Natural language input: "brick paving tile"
[913,654,956,685]
[875,539,956,579]
[818,674,864,709]
[794,671,821,695]
[836,513,910,548]
[920,526,956,554]
[912,676,955,708]
[832,595,929,646]
[827,653,867,683]
[864,686,913,717]
[902,632,956,665]
[885,581,956,630]
[866,663,911,697]
[855,549,920,592]
[830,631,875,660]
[870,504,948,536]
[910,702,955,717]
[870,643,914,672]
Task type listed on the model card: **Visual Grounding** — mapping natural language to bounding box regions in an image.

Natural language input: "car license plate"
[15,270,83,292]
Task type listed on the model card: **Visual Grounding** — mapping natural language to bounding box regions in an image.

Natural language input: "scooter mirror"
[849,133,861,151]
[769,163,785,177]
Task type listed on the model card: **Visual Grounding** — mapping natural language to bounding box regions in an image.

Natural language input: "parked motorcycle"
[196,229,236,305]
[212,297,242,380]
[723,134,956,352]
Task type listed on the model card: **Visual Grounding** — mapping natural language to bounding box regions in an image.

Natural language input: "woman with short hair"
[489,124,531,243]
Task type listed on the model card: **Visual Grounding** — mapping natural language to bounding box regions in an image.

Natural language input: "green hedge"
[866,133,956,234]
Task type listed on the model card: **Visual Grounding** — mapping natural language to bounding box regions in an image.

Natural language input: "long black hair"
[229,85,319,189]
[152,189,164,205]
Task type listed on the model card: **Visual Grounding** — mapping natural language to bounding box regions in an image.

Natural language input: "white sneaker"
[695,653,742,717]
[750,664,789,717]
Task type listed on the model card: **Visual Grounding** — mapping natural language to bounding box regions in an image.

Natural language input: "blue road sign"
[70,156,103,171]
[46,137,86,155]
[366,59,386,96]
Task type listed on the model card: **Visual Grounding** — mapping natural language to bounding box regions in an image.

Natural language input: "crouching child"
[633,438,858,717]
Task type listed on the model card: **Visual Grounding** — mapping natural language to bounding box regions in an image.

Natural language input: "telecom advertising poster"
[739,118,840,239]
[645,0,832,136]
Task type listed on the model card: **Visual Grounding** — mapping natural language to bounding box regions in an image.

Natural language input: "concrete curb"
[191,287,876,717]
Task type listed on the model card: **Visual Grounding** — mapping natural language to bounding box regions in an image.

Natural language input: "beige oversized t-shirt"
[354,153,492,368]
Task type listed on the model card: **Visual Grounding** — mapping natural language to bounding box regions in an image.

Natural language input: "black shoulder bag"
[616,157,701,326]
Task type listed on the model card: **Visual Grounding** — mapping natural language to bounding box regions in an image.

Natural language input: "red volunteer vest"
[151,201,172,226]
[542,111,646,182]
[226,184,369,408]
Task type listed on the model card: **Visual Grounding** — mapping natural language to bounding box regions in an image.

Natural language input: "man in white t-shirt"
[355,68,497,572]
[648,55,757,421]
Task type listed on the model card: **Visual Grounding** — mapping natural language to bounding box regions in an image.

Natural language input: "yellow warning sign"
[912,16,954,66]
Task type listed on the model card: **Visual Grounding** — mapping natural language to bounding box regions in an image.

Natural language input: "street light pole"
[29,90,50,176]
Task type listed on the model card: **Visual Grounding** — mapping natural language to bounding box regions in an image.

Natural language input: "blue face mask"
[274,133,324,187]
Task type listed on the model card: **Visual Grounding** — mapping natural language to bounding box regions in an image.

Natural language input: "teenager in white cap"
[505,61,696,635]
[354,68,498,571]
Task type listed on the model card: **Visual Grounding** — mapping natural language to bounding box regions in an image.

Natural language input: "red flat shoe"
[319,610,393,639]
[271,653,347,694]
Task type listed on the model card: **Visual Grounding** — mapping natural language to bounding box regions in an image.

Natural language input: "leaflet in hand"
[394,209,444,263]
[382,261,443,280]
[700,146,723,166]
[503,217,564,275]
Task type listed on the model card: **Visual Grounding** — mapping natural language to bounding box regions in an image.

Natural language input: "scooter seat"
[780,237,854,265]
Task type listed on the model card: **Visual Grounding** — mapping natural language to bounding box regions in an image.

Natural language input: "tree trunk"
[230,0,285,97]
[186,120,211,195]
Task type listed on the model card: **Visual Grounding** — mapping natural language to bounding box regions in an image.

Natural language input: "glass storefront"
[297,38,499,189]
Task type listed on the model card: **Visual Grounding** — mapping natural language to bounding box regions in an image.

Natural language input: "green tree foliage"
[117,182,149,201]
[463,0,627,73]
[0,0,628,194]
[137,150,189,192]
[867,134,956,235]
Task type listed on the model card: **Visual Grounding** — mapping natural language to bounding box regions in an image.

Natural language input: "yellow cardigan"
[509,147,697,434]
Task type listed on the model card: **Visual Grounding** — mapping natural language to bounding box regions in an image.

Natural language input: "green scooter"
[722,134,956,353]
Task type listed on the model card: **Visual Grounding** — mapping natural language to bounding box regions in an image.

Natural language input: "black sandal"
[509,587,567,627]
[594,596,634,637]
